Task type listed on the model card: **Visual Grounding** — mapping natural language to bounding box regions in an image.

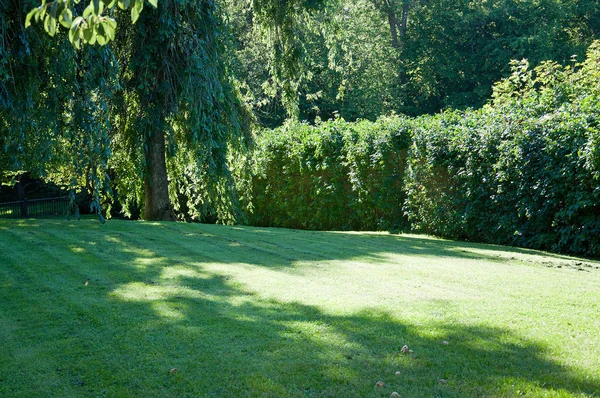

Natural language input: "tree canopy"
[4,0,322,221]
[1,0,599,224]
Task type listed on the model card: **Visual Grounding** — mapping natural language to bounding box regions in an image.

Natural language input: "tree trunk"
[387,7,400,48]
[143,130,175,221]
[383,0,409,49]
[400,1,409,43]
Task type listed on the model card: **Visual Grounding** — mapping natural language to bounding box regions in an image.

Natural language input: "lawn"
[0,219,599,397]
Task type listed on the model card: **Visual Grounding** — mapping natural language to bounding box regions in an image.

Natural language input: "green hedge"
[249,117,411,231]
[246,41,600,257]
[405,44,600,256]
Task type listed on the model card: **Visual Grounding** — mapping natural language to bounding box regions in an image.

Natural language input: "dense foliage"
[109,0,251,222]
[1,0,117,220]
[407,42,600,256]
[247,41,600,257]
[1,0,312,222]
[2,0,600,257]
[249,117,411,230]
[227,0,599,124]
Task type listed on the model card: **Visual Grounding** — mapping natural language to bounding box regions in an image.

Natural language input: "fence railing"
[0,196,70,218]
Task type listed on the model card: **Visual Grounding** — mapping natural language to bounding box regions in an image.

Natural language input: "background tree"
[227,0,599,122]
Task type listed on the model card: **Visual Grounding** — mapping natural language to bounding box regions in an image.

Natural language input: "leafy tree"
[1,0,118,220]
[106,0,250,221]
[3,0,325,221]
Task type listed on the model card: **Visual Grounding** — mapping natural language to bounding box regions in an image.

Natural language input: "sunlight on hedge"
[246,40,600,257]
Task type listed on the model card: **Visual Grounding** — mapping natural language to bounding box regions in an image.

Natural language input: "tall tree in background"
[227,0,402,124]
[371,0,409,49]
[228,0,599,122]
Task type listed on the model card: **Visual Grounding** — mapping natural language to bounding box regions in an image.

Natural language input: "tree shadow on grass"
[132,260,600,397]
[1,219,599,397]
[29,273,600,397]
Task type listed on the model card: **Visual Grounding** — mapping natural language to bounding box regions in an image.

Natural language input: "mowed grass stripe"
[0,227,113,396]
[154,222,344,265]
[1,219,599,397]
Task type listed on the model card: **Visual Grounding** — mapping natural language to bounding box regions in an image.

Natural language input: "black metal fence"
[0,196,69,218]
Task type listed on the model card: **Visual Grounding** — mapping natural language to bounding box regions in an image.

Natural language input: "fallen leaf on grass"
[390,392,400,397]
[169,368,178,374]
[441,340,449,345]
[395,371,401,376]
[375,381,385,387]
[84,281,89,286]
[439,379,447,384]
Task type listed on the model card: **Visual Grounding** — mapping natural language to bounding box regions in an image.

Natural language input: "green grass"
[1,219,599,397]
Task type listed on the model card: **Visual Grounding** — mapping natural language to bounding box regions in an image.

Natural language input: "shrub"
[404,43,600,256]
[248,117,411,230]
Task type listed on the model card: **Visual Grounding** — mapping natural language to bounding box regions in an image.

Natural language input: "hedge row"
[246,41,600,257]
[249,117,411,231]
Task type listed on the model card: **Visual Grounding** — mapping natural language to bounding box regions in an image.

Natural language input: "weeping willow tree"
[2,0,319,221]
[109,0,252,221]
